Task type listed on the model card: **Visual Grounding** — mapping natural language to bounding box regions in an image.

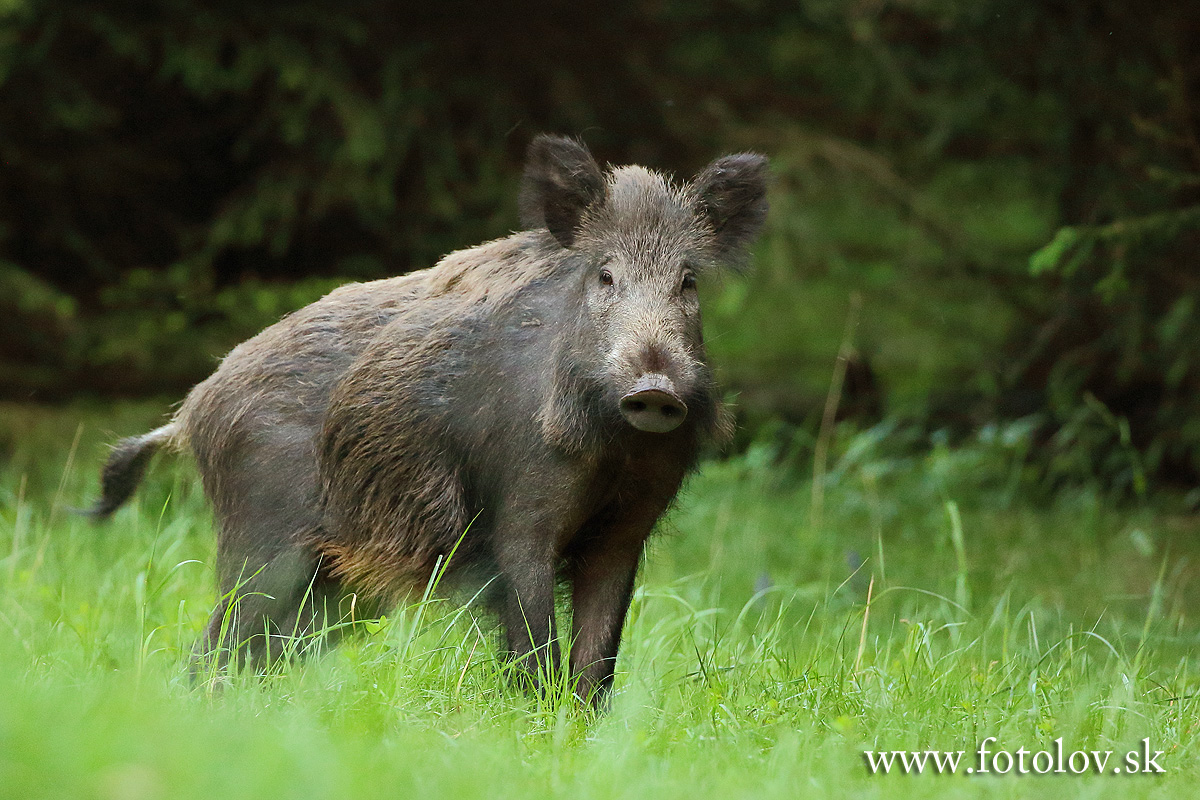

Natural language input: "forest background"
[5,5,1200,798]
[4,0,1198,497]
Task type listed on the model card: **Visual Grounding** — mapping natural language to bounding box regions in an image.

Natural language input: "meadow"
[1,402,1197,799]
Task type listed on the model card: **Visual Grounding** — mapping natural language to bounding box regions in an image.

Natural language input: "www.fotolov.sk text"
[864,738,1166,776]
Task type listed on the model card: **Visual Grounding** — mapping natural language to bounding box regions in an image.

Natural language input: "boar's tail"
[81,422,180,520]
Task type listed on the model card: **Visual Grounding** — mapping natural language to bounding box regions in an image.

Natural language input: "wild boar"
[88,134,768,706]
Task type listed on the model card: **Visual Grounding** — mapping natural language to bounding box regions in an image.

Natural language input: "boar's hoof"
[620,374,688,433]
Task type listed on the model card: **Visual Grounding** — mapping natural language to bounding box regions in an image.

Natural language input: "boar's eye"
[681,272,697,291]
[599,269,614,287]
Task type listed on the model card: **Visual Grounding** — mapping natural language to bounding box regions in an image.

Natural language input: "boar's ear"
[689,154,769,265]
[519,135,605,248]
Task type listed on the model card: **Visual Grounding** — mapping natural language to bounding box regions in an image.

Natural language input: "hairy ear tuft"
[518,135,605,248]
[689,153,769,265]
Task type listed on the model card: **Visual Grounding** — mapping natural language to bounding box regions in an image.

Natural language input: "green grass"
[1,402,1198,798]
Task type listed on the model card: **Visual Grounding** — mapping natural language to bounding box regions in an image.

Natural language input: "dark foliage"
[1,0,1197,489]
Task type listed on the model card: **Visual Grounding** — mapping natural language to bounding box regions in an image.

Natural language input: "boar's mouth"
[619,374,688,433]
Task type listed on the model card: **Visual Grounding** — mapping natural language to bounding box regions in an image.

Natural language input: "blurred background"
[2,0,1197,498]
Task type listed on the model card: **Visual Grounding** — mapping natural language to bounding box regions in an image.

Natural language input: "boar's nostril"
[619,374,688,433]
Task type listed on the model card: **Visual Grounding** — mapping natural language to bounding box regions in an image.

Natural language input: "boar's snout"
[619,374,688,433]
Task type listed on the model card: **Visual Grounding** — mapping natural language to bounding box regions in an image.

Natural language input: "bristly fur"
[86,134,769,705]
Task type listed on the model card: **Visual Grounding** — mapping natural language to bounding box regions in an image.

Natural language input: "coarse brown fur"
[88,135,768,706]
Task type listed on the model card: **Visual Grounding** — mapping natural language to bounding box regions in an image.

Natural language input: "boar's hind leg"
[190,546,318,677]
[189,423,366,678]
[190,546,376,678]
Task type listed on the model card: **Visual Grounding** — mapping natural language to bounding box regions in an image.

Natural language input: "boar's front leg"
[494,528,563,696]
[567,506,661,708]
[568,540,643,707]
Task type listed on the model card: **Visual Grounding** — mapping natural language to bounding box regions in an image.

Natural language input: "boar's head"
[520,135,767,438]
